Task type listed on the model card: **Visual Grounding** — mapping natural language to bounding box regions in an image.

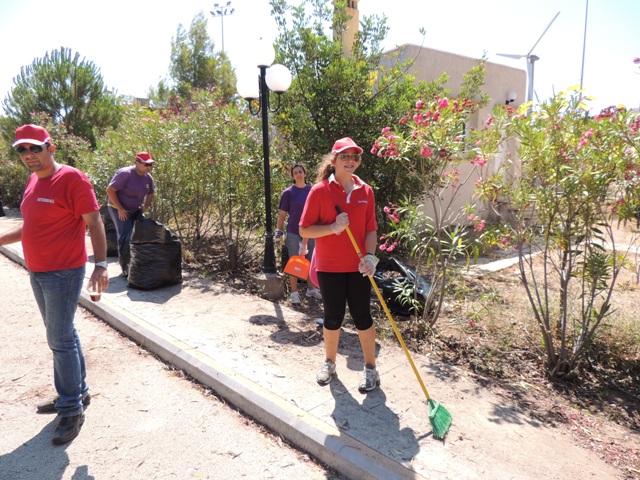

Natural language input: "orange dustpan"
[284,255,310,280]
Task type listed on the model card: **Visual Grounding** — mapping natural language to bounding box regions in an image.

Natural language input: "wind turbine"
[497,11,560,103]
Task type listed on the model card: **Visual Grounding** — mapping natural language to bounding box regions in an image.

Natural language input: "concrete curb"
[81,294,423,480]
[0,242,423,480]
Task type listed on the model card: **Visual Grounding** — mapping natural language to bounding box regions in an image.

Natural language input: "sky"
[0,0,638,113]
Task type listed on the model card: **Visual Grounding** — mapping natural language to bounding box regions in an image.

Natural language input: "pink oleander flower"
[381,126,391,135]
[467,214,475,222]
[421,146,433,157]
[474,219,485,232]
[371,145,378,155]
[416,100,424,109]
[584,129,594,137]
[383,206,390,213]
[634,57,640,64]
[399,117,407,124]
[433,112,440,122]
[438,98,449,110]
[486,116,493,126]
[477,158,486,167]
[380,244,388,251]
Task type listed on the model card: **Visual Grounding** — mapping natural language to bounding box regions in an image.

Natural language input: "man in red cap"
[0,124,109,445]
[106,152,156,277]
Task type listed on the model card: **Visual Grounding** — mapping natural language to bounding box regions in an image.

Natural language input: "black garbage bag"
[373,258,430,316]
[99,205,118,257]
[127,218,182,291]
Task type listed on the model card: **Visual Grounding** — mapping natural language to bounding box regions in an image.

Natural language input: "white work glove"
[358,253,379,277]
[299,243,308,256]
[330,212,349,235]
[274,229,284,241]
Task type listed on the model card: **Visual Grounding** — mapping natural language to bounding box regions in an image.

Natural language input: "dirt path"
[0,255,341,480]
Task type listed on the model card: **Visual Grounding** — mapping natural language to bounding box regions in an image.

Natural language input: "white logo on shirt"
[37,198,55,204]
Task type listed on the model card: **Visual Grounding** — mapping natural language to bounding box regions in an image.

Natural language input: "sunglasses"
[337,153,361,161]
[16,145,45,154]
[137,161,153,168]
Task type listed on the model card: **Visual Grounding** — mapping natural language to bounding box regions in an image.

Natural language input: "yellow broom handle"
[340,219,432,401]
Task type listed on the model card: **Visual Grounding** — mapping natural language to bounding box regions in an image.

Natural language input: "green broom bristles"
[428,398,452,440]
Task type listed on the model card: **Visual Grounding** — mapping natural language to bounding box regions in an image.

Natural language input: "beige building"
[382,45,526,223]
[340,0,527,223]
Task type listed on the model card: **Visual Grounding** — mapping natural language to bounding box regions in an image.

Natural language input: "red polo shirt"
[21,165,99,272]
[300,174,377,273]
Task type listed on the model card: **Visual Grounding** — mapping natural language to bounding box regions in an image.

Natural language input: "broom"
[336,207,452,439]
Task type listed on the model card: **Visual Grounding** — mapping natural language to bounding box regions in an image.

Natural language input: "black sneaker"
[37,393,91,414]
[52,413,85,445]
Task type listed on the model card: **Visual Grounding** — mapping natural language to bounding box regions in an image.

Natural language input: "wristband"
[95,261,108,269]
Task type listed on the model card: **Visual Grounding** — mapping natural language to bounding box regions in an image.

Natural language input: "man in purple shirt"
[106,152,156,276]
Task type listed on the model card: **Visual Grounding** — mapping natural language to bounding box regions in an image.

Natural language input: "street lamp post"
[210,1,235,53]
[237,39,292,276]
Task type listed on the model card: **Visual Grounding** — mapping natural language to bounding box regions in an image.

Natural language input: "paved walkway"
[0,210,621,480]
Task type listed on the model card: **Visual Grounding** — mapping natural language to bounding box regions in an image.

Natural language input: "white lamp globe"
[236,70,259,100]
[265,64,292,93]
[255,37,275,68]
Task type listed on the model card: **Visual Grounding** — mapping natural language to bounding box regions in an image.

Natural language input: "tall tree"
[2,47,120,148]
[169,11,236,102]
[269,0,434,220]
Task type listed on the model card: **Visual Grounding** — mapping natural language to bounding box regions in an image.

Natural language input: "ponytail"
[315,153,335,183]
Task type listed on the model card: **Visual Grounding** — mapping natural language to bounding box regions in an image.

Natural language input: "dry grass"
[371,222,640,477]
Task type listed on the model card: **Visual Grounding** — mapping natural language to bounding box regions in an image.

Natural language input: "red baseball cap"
[135,152,156,165]
[331,137,363,154]
[12,124,51,147]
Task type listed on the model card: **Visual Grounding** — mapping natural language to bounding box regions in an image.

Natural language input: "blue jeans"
[30,266,88,417]
[108,206,141,274]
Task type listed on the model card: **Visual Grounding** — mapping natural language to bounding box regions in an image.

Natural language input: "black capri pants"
[317,271,373,331]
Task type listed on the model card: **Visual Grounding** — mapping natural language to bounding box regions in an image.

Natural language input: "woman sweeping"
[299,137,380,392]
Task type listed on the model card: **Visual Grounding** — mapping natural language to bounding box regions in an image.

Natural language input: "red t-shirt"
[300,174,377,273]
[21,165,100,272]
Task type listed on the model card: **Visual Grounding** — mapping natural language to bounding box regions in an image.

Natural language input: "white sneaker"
[315,317,324,326]
[358,366,380,393]
[316,359,336,385]
[306,288,322,300]
[290,291,301,304]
